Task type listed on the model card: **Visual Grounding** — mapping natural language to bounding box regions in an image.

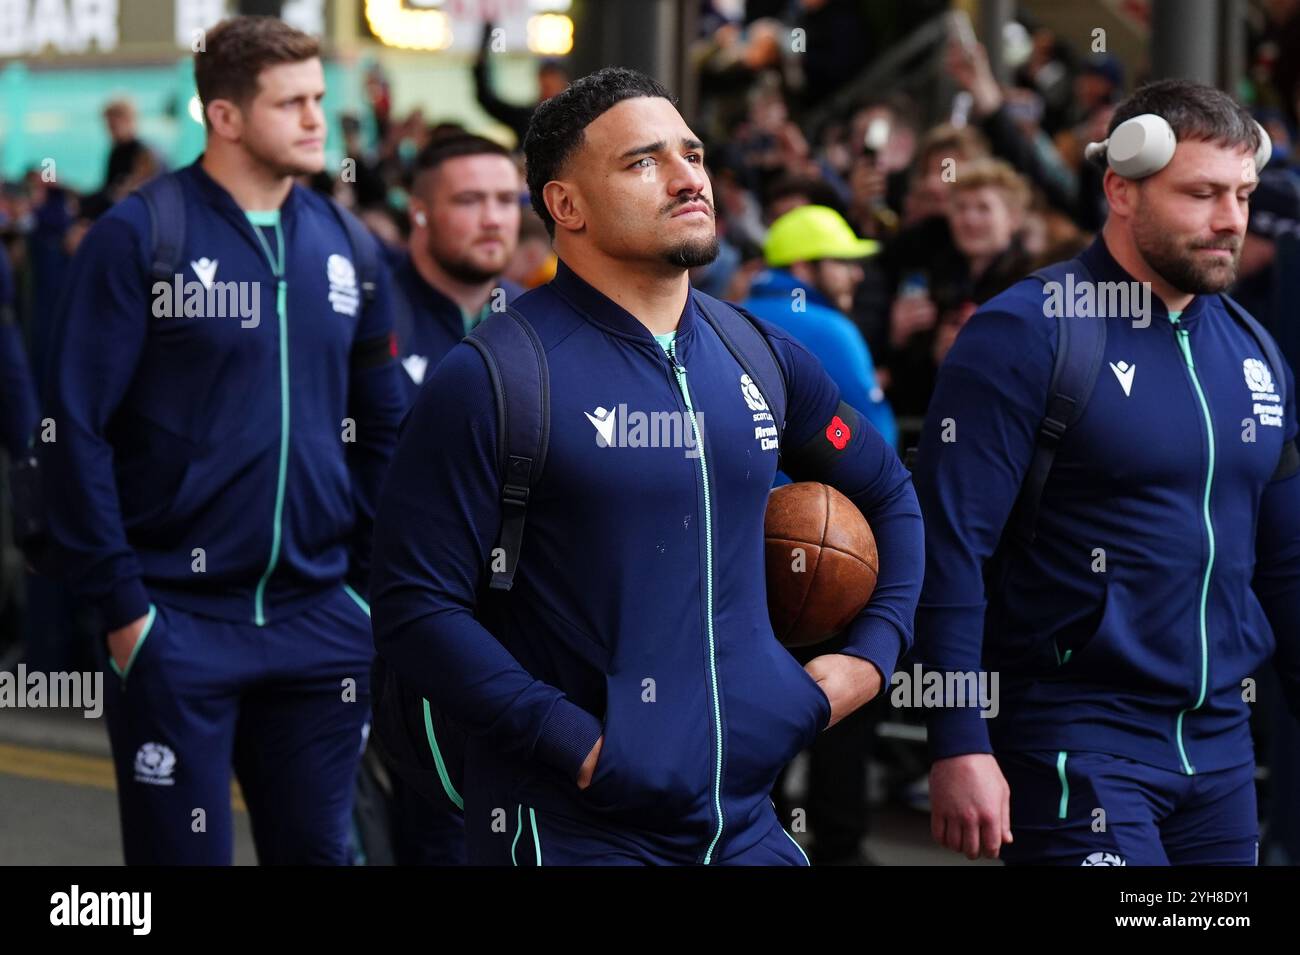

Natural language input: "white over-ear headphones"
[412,210,428,228]
[1085,113,1272,179]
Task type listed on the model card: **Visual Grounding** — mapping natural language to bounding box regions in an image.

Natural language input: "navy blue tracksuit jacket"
[40,161,407,631]
[390,253,522,400]
[371,259,924,864]
[913,237,1300,776]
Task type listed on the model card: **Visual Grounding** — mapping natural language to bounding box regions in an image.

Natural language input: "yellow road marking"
[0,742,247,811]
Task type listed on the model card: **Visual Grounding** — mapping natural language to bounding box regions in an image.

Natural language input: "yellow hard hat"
[763,204,880,267]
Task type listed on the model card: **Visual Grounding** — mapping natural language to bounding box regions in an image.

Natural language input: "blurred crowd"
[5,4,1300,447]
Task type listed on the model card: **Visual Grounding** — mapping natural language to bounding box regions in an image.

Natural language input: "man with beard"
[370,67,924,864]
[39,16,405,864]
[391,135,524,398]
[914,79,1300,865]
[381,135,524,864]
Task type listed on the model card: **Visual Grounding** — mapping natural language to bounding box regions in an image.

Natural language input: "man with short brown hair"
[40,15,405,865]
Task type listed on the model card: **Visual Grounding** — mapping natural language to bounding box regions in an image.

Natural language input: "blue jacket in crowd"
[742,267,898,450]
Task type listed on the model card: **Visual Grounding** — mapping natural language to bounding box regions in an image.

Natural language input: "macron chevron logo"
[585,406,617,446]
[191,257,218,290]
[1109,360,1136,397]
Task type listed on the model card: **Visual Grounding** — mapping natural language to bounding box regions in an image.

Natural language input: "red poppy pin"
[826,415,851,450]
[388,332,399,358]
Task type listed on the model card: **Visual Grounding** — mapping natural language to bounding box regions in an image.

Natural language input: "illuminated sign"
[363,0,572,53]
[0,0,328,60]
[0,0,119,56]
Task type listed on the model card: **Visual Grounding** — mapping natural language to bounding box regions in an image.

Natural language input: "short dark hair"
[524,67,675,237]
[413,134,514,192]
[195,17,319,125]
[1108,79,1261,159]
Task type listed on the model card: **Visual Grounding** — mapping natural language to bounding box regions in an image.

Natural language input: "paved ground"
[0,708,982,866]
[0,710,258,865]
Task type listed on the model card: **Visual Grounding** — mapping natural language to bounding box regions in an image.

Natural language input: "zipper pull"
[668,340,685,375]
[1175,324,1195,369]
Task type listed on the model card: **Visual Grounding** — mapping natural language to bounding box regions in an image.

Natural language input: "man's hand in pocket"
[576,735,604,790]
[107,613,150,673]
[804,654,883,729]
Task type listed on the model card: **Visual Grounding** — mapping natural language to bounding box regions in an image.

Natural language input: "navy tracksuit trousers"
[103,586,373,865]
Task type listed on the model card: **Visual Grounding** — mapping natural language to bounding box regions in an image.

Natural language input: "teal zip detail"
[421,699,465,810]
[509,805,542,866]
[341,583,369,616]
[1056,751,1069,819]
[109,603,158,683]
[1170,316,1214,776]
[771,799,811,865]
[511,805,523,865]
[340,582,466,809]
[529,807,542,866]
[781,826,811,865]
[668,339,725,864]
[249,218,289,627]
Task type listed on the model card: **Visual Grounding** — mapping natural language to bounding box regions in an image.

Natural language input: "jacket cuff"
[841,616,904,685]
[534,697,604,782]
[927,702,994,762]
[99,577,151,633]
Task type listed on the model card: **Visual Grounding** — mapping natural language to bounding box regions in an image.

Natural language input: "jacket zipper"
[1170,314,1213,775]
[249,218,289,627]
[666,339,726,863]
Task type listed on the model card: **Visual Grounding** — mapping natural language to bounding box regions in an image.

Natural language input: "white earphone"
[412,210,428,228]
[1085,113,1271,179]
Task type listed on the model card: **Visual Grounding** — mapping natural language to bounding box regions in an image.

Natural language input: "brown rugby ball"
[764,481,878,647]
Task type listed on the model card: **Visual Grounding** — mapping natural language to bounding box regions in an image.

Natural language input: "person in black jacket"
[473,21,569,147]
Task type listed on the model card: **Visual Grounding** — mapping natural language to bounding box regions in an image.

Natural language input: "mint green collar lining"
[245,209,281,226]
[463,303,492,336]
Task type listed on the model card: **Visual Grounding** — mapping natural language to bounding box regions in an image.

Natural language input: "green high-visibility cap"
[763,204,880,267]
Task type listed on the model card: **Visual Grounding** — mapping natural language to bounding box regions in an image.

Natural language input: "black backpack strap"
[326,199,379,307]
[135,174,186,282]
[1011,257,1108,544]
[693,292,788,435]
[1220,291,1297,481]
[466,307,549,591]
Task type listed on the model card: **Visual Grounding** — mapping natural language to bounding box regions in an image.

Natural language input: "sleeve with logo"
[812,312,898,450]
[37,209,153,632]
[753,313,924,685]
[911,297,1056,761]
[1252,357,1300,720]
[369,342,604,783]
